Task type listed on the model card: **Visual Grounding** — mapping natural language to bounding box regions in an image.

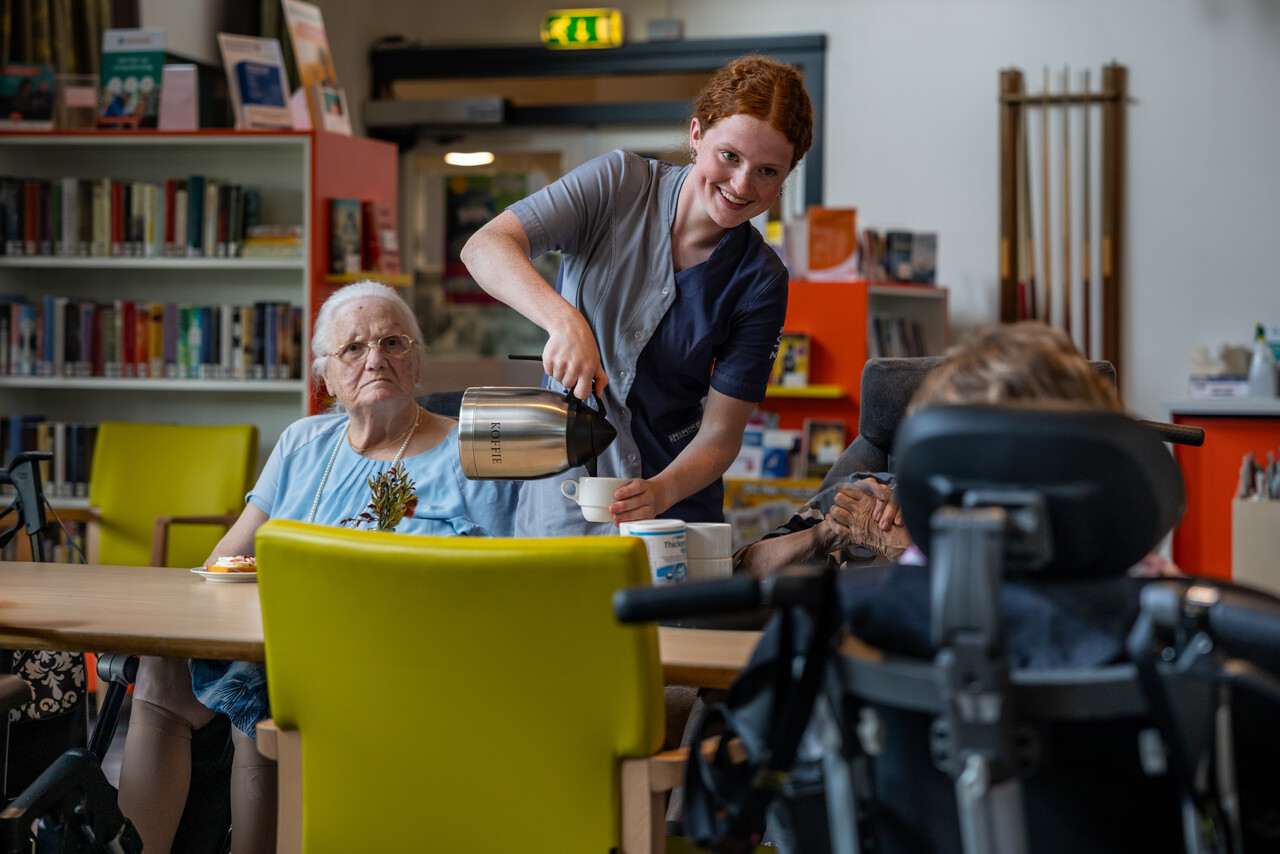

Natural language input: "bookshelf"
[757,280,949,435]
[0,130,401,480]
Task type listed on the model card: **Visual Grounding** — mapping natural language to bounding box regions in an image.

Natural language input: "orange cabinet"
[1168,399,1280,580]
[756,279,949,435]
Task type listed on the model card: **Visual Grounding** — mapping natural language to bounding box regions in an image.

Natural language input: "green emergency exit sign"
[541,9,624,49]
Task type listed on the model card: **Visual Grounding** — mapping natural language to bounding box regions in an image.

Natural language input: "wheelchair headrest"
[859,357,1117,460]
[892,404,1185,577]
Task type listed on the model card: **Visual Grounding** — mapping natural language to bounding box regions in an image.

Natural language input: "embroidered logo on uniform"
[769,325,784,362]
[667,419,702,444]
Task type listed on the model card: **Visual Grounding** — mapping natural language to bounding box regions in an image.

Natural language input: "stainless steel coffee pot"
[458,387,618,480]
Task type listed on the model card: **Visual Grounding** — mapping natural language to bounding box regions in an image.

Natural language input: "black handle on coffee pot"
[509,354,617,476]
[575,386,611,478]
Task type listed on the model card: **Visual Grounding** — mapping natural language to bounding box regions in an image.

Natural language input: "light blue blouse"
[193,413,519,736]
[248,413,517,537]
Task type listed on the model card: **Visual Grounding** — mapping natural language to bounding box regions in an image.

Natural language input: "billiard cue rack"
[998,63,1128,383]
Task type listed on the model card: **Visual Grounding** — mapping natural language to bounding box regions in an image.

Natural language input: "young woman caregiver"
[460,55,814,536]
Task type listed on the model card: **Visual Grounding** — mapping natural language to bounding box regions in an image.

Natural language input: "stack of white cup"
[684,522,733,581]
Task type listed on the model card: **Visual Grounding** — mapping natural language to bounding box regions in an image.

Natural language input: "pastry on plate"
[205,555,257,573]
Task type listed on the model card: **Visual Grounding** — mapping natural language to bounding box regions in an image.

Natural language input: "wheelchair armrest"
[150,514,239,567]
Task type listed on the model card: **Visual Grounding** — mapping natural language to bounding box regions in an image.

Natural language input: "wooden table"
[0,561,263,660]
[0,562,760,688]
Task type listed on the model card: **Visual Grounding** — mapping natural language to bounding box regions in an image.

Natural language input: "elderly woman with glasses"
[117,281,519,854]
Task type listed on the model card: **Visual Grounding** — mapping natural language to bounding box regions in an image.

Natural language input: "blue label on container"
[655,561,687,584]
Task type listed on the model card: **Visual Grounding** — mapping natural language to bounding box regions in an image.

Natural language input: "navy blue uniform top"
[627,222,788,522]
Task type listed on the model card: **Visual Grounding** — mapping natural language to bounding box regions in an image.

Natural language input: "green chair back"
[87,421,257,567]
[256,520,664,853]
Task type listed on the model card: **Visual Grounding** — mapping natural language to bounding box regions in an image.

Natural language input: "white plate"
[190,568,258,583]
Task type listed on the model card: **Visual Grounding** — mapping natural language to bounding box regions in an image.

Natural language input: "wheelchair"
[617,406,1280,854]
[0,452,233,853]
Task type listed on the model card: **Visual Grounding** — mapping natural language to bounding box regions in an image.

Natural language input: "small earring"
[689,147,697,164]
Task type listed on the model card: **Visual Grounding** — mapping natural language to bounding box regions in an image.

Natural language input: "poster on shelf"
[0,64,55,130]
[98,28,165,130]
[281,0,340,126]
[217,33,294,130]
[770,332,811,388]
[307,82,352,135]
[802,418,847,480]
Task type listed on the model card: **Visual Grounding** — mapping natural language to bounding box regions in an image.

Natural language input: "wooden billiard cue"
[1062,66,1072,336]
[1081,68,1092,357]
[1019,98,1037,320]
[1041,67,1052,326]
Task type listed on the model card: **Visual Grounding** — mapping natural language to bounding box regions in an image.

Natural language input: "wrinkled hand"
[607,478,666,524]
[542,313,608,400]
[836,478,902,531]
[823,479,911,560]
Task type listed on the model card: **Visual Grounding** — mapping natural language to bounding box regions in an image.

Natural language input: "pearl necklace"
[307,407,423,524]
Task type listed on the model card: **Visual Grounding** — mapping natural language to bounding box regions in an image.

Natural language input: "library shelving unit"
[757,279,950,435]
[0,129,400,482]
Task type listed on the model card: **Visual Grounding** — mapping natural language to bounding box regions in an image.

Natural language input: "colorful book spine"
[109,181,124,257]
[185,176,205,257]
[202,179,220,258]
[163,303,179,378]
[91,179,111,257]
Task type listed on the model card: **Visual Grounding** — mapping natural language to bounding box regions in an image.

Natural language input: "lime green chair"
[87,421,258,568]
[255,520,676,853]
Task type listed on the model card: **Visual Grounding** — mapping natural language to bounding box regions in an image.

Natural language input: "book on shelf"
[865,229,939,284]
[869,314,928,358]
[1,178,23,255]
[909,232,938,284]
[883,231,914,282]
[361,200,401,274]
[216,33,294,130]
[157,63,199,131]
[804,207,859,281]
[0,415,98,503]
[0,63,56,130]
[241,223,305,258]
[2,295,302,381]
[306,81,352,135]
[281,0,345,128]
[202,179,220,258]
[802,418,847,480]
[328,198,362,273]
[770,332,811,388]
[0,169,272,260]
[0,172,209,259]
[97,28,165,130]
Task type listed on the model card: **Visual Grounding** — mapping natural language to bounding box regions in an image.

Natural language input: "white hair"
[310,280,428,403]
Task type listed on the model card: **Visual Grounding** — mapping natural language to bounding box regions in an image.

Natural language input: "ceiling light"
[444,151,495,167]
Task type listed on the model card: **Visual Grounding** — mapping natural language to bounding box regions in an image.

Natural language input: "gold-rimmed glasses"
[329,334,416,364]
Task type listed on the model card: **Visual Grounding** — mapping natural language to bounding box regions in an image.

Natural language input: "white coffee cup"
[687,556,734,582]
[561,476,630,523]
[685,522,733,559]
[620,518,687,585]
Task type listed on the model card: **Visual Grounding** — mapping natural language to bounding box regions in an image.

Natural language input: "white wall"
[350,0,1280,420]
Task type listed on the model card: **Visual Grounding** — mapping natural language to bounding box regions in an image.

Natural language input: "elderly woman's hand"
[824,478,911,560]
[834,477,902,531]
